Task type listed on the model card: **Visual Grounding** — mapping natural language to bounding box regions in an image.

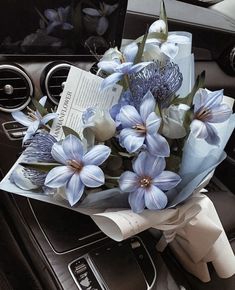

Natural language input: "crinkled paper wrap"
[91,194,235,282]
[0,97,234,282]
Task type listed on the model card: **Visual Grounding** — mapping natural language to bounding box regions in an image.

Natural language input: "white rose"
[82,108,116,144]
[162,104,190,139]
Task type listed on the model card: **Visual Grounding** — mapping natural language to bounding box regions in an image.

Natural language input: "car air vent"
[44,63,71,105]
[0,64,33,112]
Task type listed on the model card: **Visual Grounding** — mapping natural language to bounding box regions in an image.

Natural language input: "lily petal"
[82,8,101,16]
[62,135,83,161]
[132,151,147,176]
[128,188,146,213]
[116,62,133,74]
[206,104,232,123]
[80,165,104,187]
[193,89,223,112]
[98,60,119,73]
[146,112,161,134]
[44,9,58,21]
[140,91,156,121]
[103,3,118,15]
[41,112,57,125]
[51,142,68,165]
[146,133,170,157]
[12,111,32,127]
[101,72,123,89]
[144,185,168,210]
[190,119,208,139]
[122,133,145,153]
[66,174,84,206]
[83,145,111,166]
[144,154,166,178]
[97,16,109,35]
[119,171,139,192]
[119,105,142,127]
[39,96,47,107]
[45,166,74,187]
[153,171,181,190]
[205,122,220,145]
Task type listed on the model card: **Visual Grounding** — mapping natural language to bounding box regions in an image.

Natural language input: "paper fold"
[92,194,235,282]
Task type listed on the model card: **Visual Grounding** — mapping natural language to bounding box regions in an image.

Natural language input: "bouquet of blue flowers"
[1,0,235,282]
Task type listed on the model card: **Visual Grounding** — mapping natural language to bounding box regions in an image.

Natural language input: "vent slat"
[46,65,70,105]
[0,97,28,101]
[0,65,32,112]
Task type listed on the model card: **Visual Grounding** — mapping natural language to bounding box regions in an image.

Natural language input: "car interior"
[0,0,234,289]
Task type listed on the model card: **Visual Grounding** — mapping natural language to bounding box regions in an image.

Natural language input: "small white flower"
[162,104,190,139]
[82,108,116,143]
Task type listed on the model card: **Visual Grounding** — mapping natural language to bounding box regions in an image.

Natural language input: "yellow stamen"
[133,124,146,133]
[139,177,151,188]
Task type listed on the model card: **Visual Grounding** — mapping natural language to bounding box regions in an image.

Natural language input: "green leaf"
[171,71,206,107]
[134,30,148,64]
[20,162,60,172]
[31,98,48,117]
[62,126,81,139]
[160,0,168,35]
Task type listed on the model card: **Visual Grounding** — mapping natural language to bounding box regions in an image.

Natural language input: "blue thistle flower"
[129,61,183,108]
[24,132,57,162]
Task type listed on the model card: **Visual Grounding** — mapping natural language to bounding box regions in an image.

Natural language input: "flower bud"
[161,104,190,139]
[83,108,116,142]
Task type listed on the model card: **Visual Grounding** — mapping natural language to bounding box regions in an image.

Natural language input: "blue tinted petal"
[123,134,145,153]
[123,42,138,63]
[12,111,32,126]
[51,142,68,164]
[41,113,57,124]
[193,89,223,112]
[119,105,142,127]
[205,123,220,145]
[39,96,47,107]
[132,151,147,176]
[101,72,123,89]
[119,171,139,192]
[146,133,170,157]
[82,8,101,16]
[140,91,156,121]
[144,185,168,210]
[83,145,111,166]
[80,165,104,187]
[153,171,181,190]
[128,188,146,213]
[190,119,208,139]
[116,62,133,74]
[62,135,83,161]
[62,23,74,30]
[66,174,84,206]
[45,166,74,187]
[98,60,119,73]
[144,155,166,178]
[44,9,58,21]
[145,112,161,134]
[206,104,232,123]
[97,16,108,35]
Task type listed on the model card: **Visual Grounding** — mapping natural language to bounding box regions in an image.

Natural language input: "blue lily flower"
[11,96,57,144]
[44,135,111,206]
[83,2,119,35]
[44,6,73,34]
[98,42,150,89]
[119,151,181,213]
[191,89,232,145]
[118,91,170,157]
